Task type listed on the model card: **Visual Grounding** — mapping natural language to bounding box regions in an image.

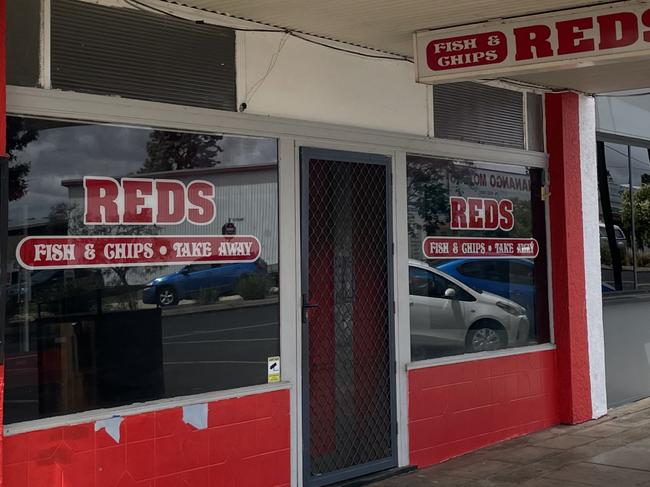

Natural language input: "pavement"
[370,397,650,487]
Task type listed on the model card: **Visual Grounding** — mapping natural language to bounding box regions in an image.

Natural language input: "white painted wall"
[237,32,429,136]
[580,95,608,419]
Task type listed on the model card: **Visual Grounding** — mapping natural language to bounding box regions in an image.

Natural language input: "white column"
[579,95,608,419]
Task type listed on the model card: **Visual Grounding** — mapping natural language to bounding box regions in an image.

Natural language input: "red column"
[545,92,592,424]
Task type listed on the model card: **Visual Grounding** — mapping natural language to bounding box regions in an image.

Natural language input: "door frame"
[299,147,398,486]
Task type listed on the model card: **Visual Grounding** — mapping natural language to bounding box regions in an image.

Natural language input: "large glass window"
[4,117,279,423]
[599,141,650,292]
[407,155,549,361]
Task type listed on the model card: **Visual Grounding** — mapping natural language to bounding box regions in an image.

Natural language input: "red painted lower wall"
[3,389,290,487]
[0,365,4,487]
[409,350,560,467]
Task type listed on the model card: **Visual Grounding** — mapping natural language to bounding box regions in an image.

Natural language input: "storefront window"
[406,155,549,361]
[4,117,279,423]
[599,141,650,292]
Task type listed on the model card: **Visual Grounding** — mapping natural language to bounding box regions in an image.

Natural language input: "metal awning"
[162,0,650,93]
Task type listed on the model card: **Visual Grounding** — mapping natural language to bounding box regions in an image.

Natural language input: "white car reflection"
[409,259,529,354]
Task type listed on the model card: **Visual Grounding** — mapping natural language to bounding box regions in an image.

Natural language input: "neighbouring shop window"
[7,0,41,87]
[407,155,549,361]
[4,117,279,423]
[51,0,237,110]
[598,141,650,292]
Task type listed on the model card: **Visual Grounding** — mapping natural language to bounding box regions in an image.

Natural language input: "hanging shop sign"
[423,196,539,259]
[415,2,650,83]
[16,176,262,270]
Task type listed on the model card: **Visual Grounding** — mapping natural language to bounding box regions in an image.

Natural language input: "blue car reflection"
[435,259,537,319]
[435,258,614,320]
[142,261,267,306]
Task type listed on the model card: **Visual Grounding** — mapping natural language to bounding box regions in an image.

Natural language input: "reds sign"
[16,176,264,270]
[415,3,650,82]
[421,196,539,259]
[84,176,216,225]
[450,196,513,231]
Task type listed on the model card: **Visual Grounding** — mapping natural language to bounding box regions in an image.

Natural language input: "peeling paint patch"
[183,403,208,430]
[95,416,123,443]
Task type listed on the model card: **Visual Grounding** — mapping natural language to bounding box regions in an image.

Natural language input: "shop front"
[5,0,647,486]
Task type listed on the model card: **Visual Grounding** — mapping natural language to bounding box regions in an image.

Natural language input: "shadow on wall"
[604,295,650,407]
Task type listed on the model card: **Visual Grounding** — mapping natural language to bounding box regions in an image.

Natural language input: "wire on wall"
[244,32,291,108]
[124,0,413,63]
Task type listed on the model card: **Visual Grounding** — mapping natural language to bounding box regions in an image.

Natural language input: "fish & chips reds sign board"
[414,2,650,83]
[17,176,261,270]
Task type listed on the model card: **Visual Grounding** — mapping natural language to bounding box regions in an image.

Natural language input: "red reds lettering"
[514,8,650,61]
[450,196,514,231]
[84,176,216,225]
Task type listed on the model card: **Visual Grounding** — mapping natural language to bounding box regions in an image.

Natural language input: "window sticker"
[15,176,262,270]
[16,235,261,270]
[422,195,538,259]
[423,236,539,259]
[267,356,280,383]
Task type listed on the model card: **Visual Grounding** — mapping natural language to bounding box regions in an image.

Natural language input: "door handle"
[302,294,319,322]
[302,293,319,308]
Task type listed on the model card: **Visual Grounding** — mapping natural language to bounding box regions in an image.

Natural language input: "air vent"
[433,82,525,149]
[51,0,236,111]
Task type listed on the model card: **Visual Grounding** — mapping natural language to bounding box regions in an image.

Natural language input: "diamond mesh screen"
[305,158,393,480]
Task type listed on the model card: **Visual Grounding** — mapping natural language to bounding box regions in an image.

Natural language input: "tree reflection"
[140,131,224,172]
[7,117,39,201]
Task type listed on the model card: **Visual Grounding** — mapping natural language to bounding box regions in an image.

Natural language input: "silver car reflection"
[409,259,529,354]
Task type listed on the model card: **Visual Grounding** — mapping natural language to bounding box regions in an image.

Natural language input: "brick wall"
[409,350,560,467]
[3,389,290,487]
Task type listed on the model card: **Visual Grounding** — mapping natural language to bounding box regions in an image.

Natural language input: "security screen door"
[300,148,397,486]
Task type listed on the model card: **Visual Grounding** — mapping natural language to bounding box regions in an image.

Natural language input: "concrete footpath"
[370,398,650,486]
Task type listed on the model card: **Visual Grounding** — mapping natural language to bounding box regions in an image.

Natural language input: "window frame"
[597,134,650,296]
[402,153,554,365]
[5,85,551,433]
[3,114,283,425]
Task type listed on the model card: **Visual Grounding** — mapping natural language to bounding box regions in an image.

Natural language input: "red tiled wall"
[409,350,560,467]
[3,389,290,487]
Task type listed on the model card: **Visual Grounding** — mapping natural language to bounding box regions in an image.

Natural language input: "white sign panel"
[415,2,650,83]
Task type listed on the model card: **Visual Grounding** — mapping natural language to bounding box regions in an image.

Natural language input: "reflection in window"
[406,156,549,361]
[4,117,279,423]
[598,141,650,292]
